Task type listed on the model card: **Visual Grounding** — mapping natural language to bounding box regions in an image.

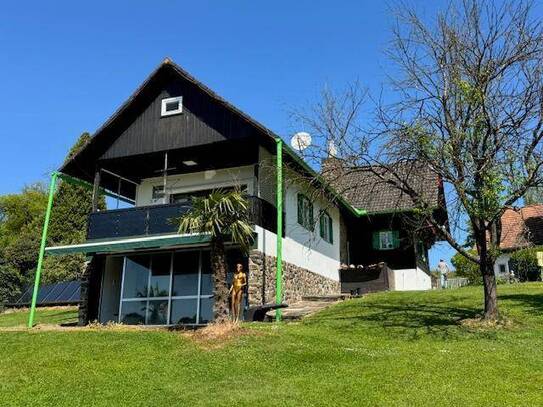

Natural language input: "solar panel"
[6,280,81,307]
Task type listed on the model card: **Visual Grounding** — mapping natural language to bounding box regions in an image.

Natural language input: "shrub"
[0,264,24,304]
[451,250,481,284]
[509,246,543,282]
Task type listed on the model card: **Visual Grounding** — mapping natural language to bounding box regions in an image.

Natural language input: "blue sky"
[0,0,456,267]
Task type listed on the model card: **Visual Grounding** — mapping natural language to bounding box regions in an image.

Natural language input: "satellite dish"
[291,132,312,151]
[327,140,338,157]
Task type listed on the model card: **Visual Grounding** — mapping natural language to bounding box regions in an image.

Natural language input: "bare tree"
[292,0,543,320]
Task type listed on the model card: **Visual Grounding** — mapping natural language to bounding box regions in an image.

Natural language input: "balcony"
[87,195,282,241]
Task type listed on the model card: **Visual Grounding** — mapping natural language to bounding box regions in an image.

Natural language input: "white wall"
[392,268,432,291]
[494,253,511,277]
[135,165,255,206]
[255,179,342,282]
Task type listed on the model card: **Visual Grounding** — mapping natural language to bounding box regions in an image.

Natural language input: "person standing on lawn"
[437,259,450,289]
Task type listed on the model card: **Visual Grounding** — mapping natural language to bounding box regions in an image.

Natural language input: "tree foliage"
[451,250,481,284]
[509,247,543,282]
[0,132,103,303]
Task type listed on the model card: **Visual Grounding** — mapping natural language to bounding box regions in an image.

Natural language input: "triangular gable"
[61,59,278,182]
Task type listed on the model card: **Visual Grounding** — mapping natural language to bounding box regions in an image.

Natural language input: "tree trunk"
[480,253,499,320]
[210,239,230,323]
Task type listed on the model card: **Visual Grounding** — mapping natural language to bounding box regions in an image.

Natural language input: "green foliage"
[451,250,481,284]
[509,247,543,282]
[0,132,103,302]
[44,133,105,283]
[0,263,25,304]
[0,184,47,279]
[178,188,254,252]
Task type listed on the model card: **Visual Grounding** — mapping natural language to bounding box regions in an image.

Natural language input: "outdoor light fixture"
[182,160,198,166]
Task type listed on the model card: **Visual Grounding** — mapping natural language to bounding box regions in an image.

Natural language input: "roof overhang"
[45,233,211,256]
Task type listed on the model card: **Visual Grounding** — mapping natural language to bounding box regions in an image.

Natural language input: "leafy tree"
[178,189,253,323]
[44,132,105,283]
[451,250,481,285]
[0,263,25,304]
[0,184,47,277]
[509,247,543,282]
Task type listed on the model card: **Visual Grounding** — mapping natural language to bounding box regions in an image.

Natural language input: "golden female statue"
[229,263,247,322]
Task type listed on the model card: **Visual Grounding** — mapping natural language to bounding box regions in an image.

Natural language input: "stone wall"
[248,250,340,305]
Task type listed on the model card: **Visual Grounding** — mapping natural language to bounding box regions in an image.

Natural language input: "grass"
[0,306,78,328]
[1,283,542,406]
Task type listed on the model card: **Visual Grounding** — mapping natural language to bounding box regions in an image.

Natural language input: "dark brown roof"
[322,159,442,214]
[500,205,543,250]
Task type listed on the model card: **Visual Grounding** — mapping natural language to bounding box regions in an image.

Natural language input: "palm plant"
[178,188,253,323]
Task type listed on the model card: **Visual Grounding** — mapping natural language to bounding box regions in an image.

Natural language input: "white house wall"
[494,253,511,277]
[135,165,255,206]
[255,178,342,282]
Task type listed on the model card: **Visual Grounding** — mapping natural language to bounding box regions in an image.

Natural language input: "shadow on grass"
[309,300,480,340]
[499,293,543,313]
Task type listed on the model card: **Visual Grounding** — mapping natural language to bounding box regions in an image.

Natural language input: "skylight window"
[161,96,183,116]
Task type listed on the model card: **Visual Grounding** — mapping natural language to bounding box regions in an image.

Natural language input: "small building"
[495,204,543,277]
[45,59,448,326]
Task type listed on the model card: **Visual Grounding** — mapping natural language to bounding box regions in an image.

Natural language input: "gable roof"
[500,205,543,250]
[322,158,442,214]
[60,58,279,181]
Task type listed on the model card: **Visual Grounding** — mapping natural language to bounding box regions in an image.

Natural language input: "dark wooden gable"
[102,69,261,159]
[61,60,276,182]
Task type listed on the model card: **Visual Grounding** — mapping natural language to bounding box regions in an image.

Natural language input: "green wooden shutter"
[372,232,380,250]
[392,230,401,248]
[319,212,325,239]
[329,215,333,244]
[308,201,314,231]
[297,194,303,226]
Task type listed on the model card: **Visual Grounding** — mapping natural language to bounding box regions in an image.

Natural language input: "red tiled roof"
[500,205,543,250]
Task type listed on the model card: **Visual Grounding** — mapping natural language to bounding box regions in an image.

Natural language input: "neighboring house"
[322,159,448,291]
[495,204,543,277]
[45,59,448,326]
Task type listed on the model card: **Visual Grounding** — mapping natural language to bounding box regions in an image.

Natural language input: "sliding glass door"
[118,249,214,325]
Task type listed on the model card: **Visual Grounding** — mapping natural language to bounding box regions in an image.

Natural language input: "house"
[43,59,448,326]
[494,204,543,277]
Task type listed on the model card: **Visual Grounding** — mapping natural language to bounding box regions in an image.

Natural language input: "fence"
[444,277,470,289]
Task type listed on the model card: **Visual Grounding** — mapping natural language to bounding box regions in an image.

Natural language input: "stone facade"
[248,249,340,305]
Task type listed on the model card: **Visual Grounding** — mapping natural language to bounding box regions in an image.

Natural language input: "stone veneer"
[248,249,340,305]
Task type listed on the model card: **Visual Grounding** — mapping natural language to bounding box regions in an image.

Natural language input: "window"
[297,194,314,230]
[161,96,183,117]
[499,264,507,274]
[319,211,333,244]
[152,185,165,202]
[119,250,214,325]
[372,230,400,250]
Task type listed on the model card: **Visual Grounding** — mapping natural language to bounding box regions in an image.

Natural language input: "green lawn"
[1,284,542,406]
[0,306,78,328]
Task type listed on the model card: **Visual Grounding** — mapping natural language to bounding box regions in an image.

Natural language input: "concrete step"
[301,294,350,302]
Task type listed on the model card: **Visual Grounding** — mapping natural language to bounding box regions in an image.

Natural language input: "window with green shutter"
[297,194,314,231]
[372,230,400,250]
[319,211,333,244]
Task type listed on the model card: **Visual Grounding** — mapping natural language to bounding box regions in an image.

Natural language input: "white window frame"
[161,96,183,117]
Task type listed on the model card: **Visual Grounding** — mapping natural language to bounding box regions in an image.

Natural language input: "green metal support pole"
[28,171,58,328]
[275,138,283,321]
